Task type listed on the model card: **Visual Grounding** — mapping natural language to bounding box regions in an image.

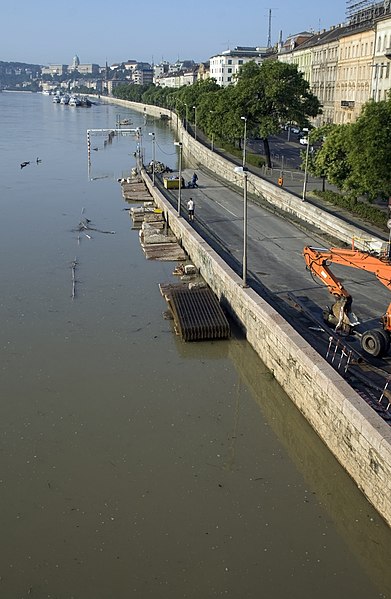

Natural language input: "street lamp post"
[302,128,310,201]
[193,105,197,141]
[209,110,214,151]
[184,102,188,131]
[234,166,249,287]
[241,116,247,167]
[174,141,183,216]
[148,132,156,186]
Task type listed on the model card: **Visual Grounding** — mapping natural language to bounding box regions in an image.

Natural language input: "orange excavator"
[303,244,391,357]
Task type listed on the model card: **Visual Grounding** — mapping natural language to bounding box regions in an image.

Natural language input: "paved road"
[176,167,387,328]
[158,165,391,405]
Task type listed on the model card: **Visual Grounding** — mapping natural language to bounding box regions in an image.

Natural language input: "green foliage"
[309,98,391,202]
[234,61,321,140]
[309,124,353,190]
[346,99,391,202]
[313,190,388,229]
[113,83,151,102]
[219,141,265,167]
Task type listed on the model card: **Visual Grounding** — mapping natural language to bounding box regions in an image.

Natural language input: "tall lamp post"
[174,141,183,216]
[193,105,197,141]
[184,102,188,131]
[148,132,156,186]
[302,128,310,201]
[234,166,249,287]
[241,116,247,167]
[209,110,214,151]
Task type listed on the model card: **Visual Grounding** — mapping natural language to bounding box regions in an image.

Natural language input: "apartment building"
[209,46,268,86]
[334,25,375,124]
[276,7,391,126]
[373,13,391,102]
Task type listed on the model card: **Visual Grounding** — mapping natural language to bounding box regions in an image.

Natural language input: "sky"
[2,0,346,66]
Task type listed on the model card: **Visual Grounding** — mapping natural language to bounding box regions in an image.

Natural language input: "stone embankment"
[102,95,391,527]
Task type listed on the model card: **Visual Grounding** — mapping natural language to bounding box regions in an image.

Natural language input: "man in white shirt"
[187,198,195,221]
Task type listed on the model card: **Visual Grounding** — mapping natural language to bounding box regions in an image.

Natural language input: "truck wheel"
[361,329,386,357]
[374,328,390,354]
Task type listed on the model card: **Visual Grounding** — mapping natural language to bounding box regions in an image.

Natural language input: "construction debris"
[121,179,152,202]
[160,282,230,341]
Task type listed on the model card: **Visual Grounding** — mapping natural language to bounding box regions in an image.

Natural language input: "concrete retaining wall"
[142,170,391,527]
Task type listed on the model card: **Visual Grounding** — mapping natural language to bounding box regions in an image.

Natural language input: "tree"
[310,124,354,193]
[347,98,391,201]
[232,61,321,166]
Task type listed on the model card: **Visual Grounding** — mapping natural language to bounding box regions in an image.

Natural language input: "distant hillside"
[0,61,42,90]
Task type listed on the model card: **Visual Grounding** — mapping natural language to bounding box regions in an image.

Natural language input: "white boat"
[60,94,70,105]
[52,95,61,103]
[42,90,52,96]
[69,95,81,106]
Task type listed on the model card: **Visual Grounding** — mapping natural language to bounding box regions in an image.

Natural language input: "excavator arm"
[303,246,352,300]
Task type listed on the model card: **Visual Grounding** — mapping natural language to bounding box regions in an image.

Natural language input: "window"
[238,60,243,65]
[228,67,232,73]
[228,59,232,65]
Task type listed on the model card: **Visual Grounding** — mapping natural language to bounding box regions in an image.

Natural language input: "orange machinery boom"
[303,245,391,330]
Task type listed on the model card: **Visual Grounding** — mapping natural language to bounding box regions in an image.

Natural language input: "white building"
[373,13,391,101]
[209,46,268,86]
[155,69,198,88]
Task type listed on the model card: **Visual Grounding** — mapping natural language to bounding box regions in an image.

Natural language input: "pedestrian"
[187,197,195,221]
[191,172,198,187]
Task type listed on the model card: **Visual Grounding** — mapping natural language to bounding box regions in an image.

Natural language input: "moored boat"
[68,95,81,106]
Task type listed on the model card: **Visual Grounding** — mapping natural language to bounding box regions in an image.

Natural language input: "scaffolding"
[346,0,389,25]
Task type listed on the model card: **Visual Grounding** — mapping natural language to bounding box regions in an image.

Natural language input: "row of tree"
[308,100,391,202]
[113,61,391,202]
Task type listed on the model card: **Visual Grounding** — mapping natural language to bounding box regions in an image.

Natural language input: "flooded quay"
[0,92,391,598]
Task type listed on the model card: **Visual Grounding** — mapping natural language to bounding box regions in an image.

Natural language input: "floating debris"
[71,258,78,299]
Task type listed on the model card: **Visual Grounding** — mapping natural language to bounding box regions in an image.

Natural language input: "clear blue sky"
[2,0,346,66]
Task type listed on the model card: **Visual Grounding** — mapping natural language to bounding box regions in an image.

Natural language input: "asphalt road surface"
[177,167,387,330]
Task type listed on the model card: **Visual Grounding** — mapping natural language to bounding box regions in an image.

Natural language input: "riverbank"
[96,96,391,528]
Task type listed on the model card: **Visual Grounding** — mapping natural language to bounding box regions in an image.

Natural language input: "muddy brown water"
[0,92,390,598]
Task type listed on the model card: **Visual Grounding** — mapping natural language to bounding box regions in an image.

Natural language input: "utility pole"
[267,8,272,48]
[266,8,277,49]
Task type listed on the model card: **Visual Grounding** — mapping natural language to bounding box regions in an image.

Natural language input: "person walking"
[187,197,195,221]
[191,172,198,187]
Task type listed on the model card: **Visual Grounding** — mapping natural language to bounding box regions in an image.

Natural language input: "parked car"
[284,124,300,134]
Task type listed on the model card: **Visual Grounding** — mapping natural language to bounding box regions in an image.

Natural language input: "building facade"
[373,13,391,102]
[334,25,375,124]
[209,47,268,86]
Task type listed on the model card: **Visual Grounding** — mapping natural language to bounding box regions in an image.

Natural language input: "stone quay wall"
[103,96,391,526]
[142,168,391,527]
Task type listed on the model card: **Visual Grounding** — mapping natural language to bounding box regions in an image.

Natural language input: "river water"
[0,91,390,599]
